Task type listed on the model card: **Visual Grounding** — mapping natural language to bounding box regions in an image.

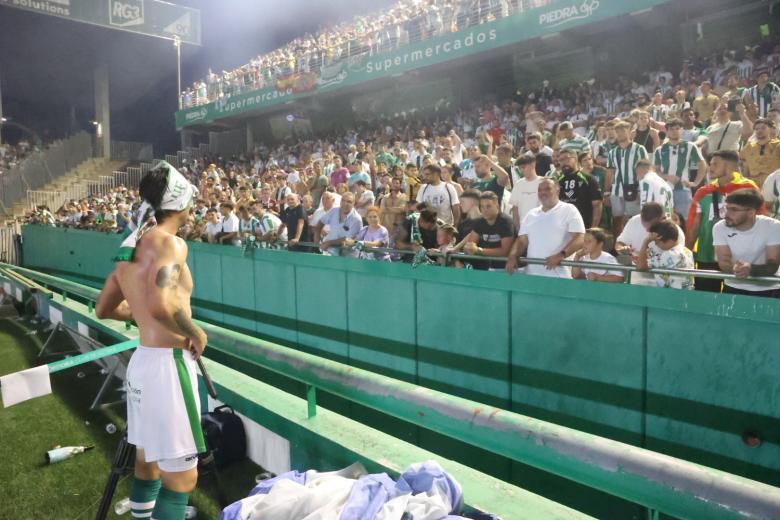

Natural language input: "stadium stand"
[24,31,780,295]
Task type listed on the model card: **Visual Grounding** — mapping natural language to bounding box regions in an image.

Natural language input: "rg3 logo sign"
[109,0,145,27]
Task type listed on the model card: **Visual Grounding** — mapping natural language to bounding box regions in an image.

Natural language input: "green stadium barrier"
[5,267,780,520]
[19,225,780,518]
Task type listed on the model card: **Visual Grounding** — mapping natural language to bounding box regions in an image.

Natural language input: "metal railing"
[238,239,780,286]
[0,225,19,265]
[1,132,93,211]
[3,263,780,520]
[110,140,153,162]
[26,190,62,212]
[182,0,539,108]
[177,150,193,166]
[164,154,179,168]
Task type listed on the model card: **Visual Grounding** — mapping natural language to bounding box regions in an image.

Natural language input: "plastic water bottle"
[105,423,117,434]
[114,497,131,515]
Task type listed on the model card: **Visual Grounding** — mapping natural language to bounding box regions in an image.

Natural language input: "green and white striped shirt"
[652,141,703,192]
[607,142,648,197]
[559,135,591,155]
[747,82,780,118]
[762,169,780,218]
[239,216,261,235]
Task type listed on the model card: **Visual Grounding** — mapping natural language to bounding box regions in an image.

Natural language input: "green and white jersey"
[652,141,703,192]
[747,82,780,118]
[762,168,780,218]
[640,171,673,217]
[649,104,668,123]
[257,213,285,238]
[607,142,648,197]
[239,216,261,235]
[558,135,591,155]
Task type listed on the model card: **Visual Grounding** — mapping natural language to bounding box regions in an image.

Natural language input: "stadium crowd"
[181,0,533,108]
[28,37,780,297]
[0,140,38,176]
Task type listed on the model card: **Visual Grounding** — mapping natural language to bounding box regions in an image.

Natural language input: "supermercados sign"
[175,0,668,129]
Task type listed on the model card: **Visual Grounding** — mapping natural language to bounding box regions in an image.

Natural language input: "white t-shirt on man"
[221,213,242,246]
[509,176,542,224]
[205,217,223,242]
[416,182,460,224]
[519,201,585,278]
[713,216,780,292]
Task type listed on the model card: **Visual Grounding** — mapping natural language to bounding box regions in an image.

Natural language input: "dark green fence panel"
[511,292,645,446]
[645,307,780,484]
[253,258,298,344]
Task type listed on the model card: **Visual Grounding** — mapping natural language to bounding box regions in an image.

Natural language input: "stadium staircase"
[6,157,126,220]
[8,141,224,224]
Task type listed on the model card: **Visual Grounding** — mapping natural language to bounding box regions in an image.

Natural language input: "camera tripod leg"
[94,433,135,520]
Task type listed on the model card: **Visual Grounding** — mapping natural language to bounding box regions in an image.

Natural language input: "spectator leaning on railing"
[505,178,585,278]
[713,189,780,298]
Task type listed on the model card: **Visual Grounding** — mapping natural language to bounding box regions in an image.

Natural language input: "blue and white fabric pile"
[220,460,496,520]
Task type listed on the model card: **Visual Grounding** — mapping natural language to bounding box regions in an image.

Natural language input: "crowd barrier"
[17,224,780,518]
[0,225,19,265]
[4,263,780,520]
[0,132,93,211]
[25,164,152,211]
[109,140,153,162]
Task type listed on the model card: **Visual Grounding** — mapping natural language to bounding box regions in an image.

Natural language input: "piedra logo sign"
[538,0,600,29]
[109,0,144,27]
[184,108,208,122]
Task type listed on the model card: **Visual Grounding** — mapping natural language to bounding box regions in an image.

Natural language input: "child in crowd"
[428,224,461,267]
[637,220,695,290]
[572,228,624,283]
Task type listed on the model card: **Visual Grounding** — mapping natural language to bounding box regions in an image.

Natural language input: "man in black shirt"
[553,149,603,227]
[457,189,482,239]
[460,191,515,270]
[278,193,310,251]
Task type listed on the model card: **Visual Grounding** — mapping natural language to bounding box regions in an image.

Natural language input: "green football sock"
[129,477,161,518]
[151,486,189,520]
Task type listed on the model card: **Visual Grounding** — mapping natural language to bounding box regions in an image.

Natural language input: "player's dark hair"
[139,166,175,223]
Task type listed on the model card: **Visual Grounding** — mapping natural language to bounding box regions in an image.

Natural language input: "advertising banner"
[0,0,201,45]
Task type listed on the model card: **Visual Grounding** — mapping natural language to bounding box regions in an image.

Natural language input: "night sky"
[0,0,395,152]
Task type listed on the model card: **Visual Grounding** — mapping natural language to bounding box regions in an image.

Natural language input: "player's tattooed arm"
[155,264,182,289]
[173,307,202,339]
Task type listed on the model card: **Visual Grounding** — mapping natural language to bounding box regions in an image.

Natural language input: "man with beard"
[472,154,510,201]
[523,132,553,178]
[606,121,648,238]
[713,189,780,298]
[687,150,759,292]
[505,178,585,278]
[552,149,602,228]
